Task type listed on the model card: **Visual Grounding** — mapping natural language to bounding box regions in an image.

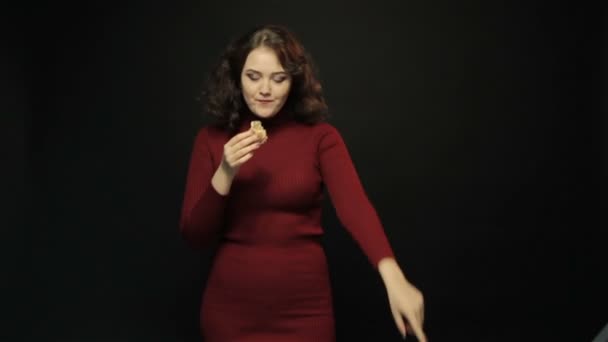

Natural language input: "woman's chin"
[252,110,277,119]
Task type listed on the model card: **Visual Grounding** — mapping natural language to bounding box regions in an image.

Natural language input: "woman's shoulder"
[309,120,343,139]
[189,124,231,149]
[196,123,230,138]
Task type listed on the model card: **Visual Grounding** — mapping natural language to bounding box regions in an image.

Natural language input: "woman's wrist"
[219,159,237,177]
[212,164,236,195]
[377,257,408,284]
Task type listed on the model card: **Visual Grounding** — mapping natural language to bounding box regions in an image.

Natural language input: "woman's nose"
[259,80,271,95]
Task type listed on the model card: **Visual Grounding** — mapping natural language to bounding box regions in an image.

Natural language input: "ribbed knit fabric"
[180,112,394,341]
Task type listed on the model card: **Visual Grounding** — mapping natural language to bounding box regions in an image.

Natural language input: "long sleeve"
[317,124,395,268]
[179,128,228,248]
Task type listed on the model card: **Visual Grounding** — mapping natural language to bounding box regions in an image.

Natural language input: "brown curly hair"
[200,25,329,131]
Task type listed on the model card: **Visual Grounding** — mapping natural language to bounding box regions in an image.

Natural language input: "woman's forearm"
[211,164,236,195]
[180,164,233,248]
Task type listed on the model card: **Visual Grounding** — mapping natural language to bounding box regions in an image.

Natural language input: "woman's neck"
[242,109,292,128]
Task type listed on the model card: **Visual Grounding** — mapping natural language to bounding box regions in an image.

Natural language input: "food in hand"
[250,120,268,142]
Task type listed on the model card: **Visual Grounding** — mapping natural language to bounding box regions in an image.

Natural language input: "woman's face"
[240,46,292,119]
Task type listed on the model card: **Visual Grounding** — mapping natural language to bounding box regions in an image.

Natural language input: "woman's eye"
[273,76,287,83]
[247,74,260,80]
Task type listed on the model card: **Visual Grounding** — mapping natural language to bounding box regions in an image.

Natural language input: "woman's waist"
[221,223,324,247]
[214,237,326,264]
[208,240,329,295]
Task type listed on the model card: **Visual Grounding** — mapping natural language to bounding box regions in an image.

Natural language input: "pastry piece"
[250,120,268,142]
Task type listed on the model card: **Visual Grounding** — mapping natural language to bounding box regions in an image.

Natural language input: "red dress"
[180,113,394,341]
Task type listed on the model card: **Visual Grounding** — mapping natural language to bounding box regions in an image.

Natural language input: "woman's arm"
[211,161,237,195]
[317,124,426,341]
[179,128,230,248]
[317,124,394,267]
[378,257,426,341]
[180,127,262,248]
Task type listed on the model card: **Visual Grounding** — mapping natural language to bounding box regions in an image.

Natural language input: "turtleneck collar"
[240,110,292,130]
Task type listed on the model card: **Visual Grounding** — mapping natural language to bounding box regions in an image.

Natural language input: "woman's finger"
[417,298,424,326]
[224,133,259,160]
[233,152,254,166]
[232,132,262,151]
[391,306,406,338]
[231,142,260,160]
[226,129,255,147]
[405,314,427,342]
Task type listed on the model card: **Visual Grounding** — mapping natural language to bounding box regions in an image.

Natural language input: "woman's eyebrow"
[244,69,288,75]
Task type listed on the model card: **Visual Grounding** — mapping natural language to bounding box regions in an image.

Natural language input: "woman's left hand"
[378,258,427,341]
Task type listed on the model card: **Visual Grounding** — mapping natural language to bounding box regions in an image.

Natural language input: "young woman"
[180,24,426,342]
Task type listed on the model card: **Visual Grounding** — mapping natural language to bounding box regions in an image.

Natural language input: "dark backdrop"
[12,1,606,341]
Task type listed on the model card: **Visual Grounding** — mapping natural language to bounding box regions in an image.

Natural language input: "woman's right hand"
[220,129,263,175]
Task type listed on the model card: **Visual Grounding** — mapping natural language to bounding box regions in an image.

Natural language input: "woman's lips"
[256,99,274,104]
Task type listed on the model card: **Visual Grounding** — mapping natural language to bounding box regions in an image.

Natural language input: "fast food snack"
[250,120,268,142]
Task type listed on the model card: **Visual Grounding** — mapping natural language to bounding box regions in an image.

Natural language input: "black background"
[6,1,607,341]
